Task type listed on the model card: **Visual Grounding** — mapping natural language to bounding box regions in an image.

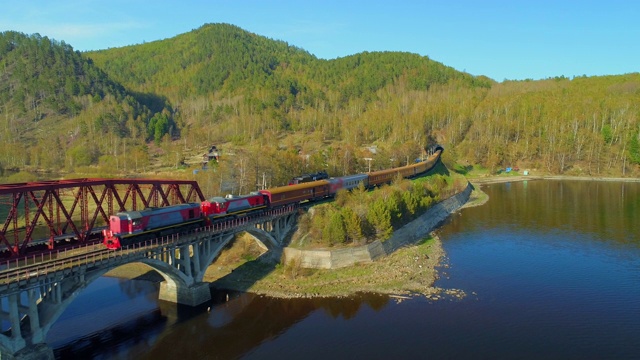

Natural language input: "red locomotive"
[102,203,202,249]
[200,193,267,219]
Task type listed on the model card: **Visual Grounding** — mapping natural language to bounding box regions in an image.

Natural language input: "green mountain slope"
[84,23,492,176]
[457,74,640,174]
[87,23,488,106]
[0,31,176,177]
[0,23,638,186]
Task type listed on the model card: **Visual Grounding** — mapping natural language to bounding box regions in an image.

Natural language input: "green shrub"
[322,209,346,246]
[295,165,464,247]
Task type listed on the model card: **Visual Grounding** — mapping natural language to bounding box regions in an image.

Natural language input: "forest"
[0,23,639,194]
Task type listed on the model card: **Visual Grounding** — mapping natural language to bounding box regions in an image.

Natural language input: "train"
[102,145,443,249]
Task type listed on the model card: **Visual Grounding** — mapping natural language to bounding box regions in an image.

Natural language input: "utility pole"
[364,158,373,172]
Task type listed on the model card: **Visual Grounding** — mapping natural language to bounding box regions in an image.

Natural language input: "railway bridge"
[0,205,299,359]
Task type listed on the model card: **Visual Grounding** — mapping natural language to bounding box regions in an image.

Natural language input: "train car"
[411,159,430,175]
[421,147,443,171]
[201,192,267,220]
[327,173,369,195]
[367,167,402,187]
[102,203,202,249]
[400,161,428,178]
[406,149,442,176]
[367,148,443,187]
[259,180,330,207]
[288,170,329,185]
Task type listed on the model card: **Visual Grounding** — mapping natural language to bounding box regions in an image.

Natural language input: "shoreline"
[105,234,453,300]
[468,174,640,185]
[210,184,472,298]
[207,233,449,299]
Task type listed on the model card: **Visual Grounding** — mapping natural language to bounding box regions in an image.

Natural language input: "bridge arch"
[242,228,277,249]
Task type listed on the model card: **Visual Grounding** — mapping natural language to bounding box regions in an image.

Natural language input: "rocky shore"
[105,233,451,299]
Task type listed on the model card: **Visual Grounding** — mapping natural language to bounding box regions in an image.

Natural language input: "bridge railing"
[0,234,200,287]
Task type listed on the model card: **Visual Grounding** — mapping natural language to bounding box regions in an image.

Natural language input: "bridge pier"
[0,291,55,360]
[0,343,54,360]
[158,281,211,307]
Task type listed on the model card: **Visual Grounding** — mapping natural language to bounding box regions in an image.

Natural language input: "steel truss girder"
[0,178,205,257]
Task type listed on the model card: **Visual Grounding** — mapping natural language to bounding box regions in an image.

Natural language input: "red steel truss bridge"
[0,178,205,257]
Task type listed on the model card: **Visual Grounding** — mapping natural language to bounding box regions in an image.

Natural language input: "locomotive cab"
[111,211,145,234]
[103,211,145,249]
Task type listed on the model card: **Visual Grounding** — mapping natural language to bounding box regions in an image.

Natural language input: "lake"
[48,180,640,359]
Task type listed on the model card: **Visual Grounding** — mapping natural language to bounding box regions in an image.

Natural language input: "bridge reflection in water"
[52,286,391,360]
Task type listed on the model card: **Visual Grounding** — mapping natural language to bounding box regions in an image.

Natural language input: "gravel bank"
[104,235,453,299]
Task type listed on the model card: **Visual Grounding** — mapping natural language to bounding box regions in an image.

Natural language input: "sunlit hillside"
[1,23,638,189]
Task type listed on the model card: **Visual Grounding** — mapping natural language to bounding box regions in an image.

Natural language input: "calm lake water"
[48,180,640,359]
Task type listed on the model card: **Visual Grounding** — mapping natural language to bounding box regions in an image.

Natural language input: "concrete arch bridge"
[0,206,298,359]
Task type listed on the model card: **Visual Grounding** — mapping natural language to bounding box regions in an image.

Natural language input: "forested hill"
[87,23,488,105]
[0,23,638,187]
[86,23,640,179]
[0,32,126,119]
[0,31,172,176]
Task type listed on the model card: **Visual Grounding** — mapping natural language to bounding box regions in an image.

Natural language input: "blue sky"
[1,0,638,81]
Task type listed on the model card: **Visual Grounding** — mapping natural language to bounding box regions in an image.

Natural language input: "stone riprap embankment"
[283,182,473,269]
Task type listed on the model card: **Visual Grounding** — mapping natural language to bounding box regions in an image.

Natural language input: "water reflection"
[51,285,391,359]
[453,180,639,246]
[142,293,390,360]
[435,180,640,359]
[48,278,162,349]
